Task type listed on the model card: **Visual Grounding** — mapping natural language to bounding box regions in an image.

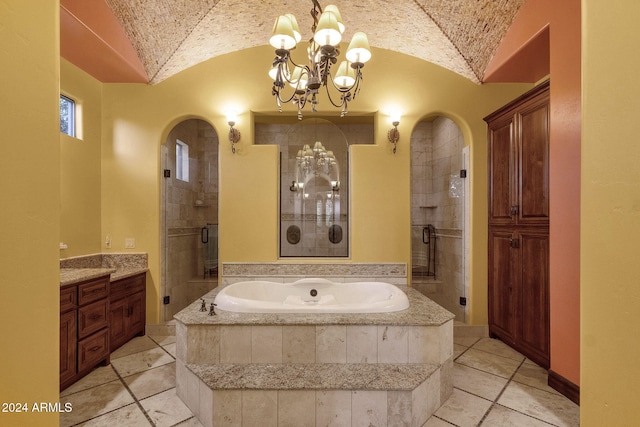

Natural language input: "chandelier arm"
[322,81,350,109]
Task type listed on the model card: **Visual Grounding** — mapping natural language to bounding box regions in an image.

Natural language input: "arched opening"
[160,118,219,321]
[410,116,469,322]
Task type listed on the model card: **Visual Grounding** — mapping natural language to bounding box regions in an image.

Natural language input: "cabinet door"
[488,116,517,225]
[109,298,128,352]
[60,310,77,385]
[517,97,550,225]
[127,292,146,340]
[518,229,550,368]
[488,228,517,342]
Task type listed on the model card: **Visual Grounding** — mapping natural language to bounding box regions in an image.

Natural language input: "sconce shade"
[323,5,345,33]
[270,15,297,49]
[335,61,356,88]
[313,11,342,47]
[346,32,372,64]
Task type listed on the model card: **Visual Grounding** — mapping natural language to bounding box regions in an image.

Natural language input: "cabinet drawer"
[78,277,109,305]
[60,286,77,313]
[78,299,109,339]
[78,328,109,372]
[110,273,145,302]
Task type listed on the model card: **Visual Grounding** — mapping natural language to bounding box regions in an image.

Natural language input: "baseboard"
[548,369,580,405]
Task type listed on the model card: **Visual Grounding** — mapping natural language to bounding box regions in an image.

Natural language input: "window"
[176,139,190,182]
[60,95,75,137]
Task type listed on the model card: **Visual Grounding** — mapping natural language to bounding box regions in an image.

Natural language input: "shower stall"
[161,119,219,321]
[411,117,468,322]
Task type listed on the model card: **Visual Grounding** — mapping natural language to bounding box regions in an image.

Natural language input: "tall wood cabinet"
[485,81,550,368]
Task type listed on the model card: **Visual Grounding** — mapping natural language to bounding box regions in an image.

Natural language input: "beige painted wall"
[0,1,61,426]
[97,46,530,324]
[581,0,640,424]
[60,59,103,258]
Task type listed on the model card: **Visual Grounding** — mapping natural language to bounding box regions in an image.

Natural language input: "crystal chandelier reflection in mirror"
[291,141,340,193]
[269,1,372,120]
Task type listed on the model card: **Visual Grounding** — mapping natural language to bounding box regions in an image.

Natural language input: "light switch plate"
[125,238,135,249]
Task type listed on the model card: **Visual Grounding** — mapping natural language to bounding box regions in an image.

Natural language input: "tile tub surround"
[174,285,454,426]
[220,262,408,285]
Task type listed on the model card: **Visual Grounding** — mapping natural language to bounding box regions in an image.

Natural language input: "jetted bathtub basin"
[214,278,409,313]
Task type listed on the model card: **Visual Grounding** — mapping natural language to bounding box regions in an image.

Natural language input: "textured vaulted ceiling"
[66,0,527,84]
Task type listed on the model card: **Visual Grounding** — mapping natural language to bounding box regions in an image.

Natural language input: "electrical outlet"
[459,296,467,306]
[125,238,135,249]
[163,296,170,305]
[105,235,111,249]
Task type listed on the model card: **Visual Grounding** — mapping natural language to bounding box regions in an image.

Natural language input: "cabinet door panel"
[128,292,146,339]
[488,118,516,225]
[518,99,549,224]
[110,298,128,351]
[60,310,76,385]
[488,229,517,341]
[519,230,550,367]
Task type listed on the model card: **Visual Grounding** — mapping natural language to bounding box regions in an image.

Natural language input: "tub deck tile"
[187,362,439,391]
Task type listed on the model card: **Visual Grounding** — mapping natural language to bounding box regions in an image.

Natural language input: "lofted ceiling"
[60,0,528,85]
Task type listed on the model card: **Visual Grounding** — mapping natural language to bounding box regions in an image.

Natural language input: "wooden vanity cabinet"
[60,275,110,390]
[110,272,146,352]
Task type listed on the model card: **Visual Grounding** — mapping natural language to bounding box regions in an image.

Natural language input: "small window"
[176,139,190,182]
[60,95,75,137]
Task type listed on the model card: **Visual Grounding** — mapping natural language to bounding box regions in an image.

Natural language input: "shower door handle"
[201,226,209,244]
[422,227,430,245]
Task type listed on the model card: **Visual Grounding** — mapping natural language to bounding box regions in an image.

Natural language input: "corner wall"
[483,0,581,387]
[0,2,61,426]
[581,1,640,424]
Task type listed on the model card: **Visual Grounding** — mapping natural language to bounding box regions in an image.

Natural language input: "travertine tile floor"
[60,333,579,426]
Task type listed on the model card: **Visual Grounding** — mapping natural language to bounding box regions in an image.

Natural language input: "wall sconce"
[387,111,401,154]
[226,111,241,153]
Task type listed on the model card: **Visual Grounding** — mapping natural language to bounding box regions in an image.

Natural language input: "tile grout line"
[110,360,157,427]
[475,357,526,426]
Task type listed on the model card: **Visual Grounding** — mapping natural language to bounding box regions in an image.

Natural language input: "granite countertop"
[59,253,148,287]
[174,285,454,327]
[60,267,147,287]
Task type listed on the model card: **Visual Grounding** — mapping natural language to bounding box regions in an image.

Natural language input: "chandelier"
[269,1,372,120]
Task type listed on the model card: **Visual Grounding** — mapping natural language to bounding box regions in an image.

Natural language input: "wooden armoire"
[484,81,550,368]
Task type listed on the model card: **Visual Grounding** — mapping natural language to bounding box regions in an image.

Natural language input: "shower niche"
[256,117,373,258]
